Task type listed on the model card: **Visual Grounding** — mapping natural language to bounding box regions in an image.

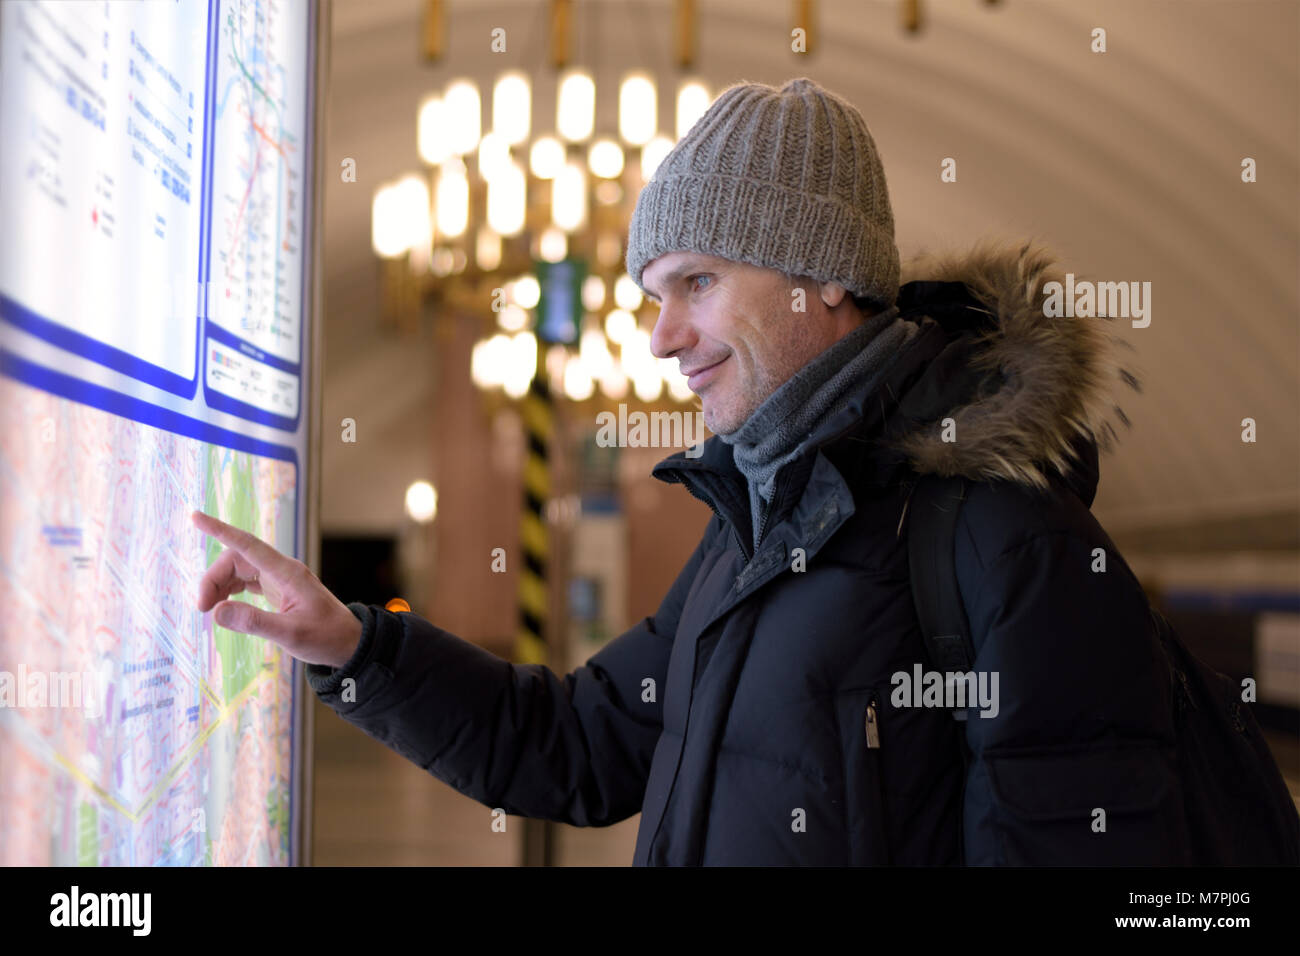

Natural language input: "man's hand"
[191,509,363,669]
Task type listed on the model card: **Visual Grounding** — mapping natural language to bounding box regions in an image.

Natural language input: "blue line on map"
[214,75,240,118]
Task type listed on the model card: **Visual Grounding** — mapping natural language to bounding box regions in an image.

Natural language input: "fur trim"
[884,237,1143,490]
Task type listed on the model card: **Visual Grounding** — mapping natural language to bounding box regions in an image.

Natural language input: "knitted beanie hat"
[625,77,900,311]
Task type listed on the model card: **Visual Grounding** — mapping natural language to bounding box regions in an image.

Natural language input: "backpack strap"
[906,474,975,678]
[906,473,976,864]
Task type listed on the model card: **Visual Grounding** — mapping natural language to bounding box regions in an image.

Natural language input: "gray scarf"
[719,306,918,550]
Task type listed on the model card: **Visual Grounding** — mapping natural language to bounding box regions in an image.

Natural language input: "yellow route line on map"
[132,667,272,818]
[199,676,223,709]
[50,666,273,824]
[50,752,136,820]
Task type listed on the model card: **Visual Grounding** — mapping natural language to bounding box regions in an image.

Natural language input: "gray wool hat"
[625,76,900,311]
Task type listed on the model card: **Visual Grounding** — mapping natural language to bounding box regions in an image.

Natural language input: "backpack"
[906,472,1300,865]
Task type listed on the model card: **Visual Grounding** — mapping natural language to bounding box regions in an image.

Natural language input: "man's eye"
[689,274,711,292]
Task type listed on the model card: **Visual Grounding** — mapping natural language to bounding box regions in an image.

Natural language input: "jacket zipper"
[753,479,775,551]
[863,690,889,863]
[753,469,789,553]
[865,694,881,748]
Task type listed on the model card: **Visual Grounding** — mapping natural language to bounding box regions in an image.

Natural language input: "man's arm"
[954,485,1183,865]
[304,516,718,827]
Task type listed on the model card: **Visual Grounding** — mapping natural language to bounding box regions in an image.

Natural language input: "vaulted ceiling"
[318,0,1298,551]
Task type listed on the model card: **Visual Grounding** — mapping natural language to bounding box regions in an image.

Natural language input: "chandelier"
[372,55,722,406]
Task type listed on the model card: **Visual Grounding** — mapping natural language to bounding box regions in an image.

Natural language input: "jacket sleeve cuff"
[303,602,377,696]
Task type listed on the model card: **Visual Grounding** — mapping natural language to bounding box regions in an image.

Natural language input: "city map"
[0,376,297,865]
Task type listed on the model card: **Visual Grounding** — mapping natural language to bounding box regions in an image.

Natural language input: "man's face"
[643,251,853,435]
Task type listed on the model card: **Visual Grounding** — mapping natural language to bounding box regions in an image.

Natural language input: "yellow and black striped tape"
[515,373,553,666]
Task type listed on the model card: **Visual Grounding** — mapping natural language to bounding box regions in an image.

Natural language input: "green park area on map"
[204,445,268,702]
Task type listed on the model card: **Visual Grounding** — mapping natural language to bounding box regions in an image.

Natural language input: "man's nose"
[649,301,694,360]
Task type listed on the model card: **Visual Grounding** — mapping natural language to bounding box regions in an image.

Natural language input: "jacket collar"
[652,239,1143,546]
[652,316,946,558]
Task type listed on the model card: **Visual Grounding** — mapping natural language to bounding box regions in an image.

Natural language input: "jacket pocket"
[835,686,892,865]
[980,742,1189,865]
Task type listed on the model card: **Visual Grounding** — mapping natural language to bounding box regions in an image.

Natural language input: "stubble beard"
[703,362,782,436]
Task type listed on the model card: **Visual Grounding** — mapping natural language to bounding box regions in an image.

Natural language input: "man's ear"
[819,280,848,308]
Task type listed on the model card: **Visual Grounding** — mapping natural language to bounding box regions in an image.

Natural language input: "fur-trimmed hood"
[878,238,1142,504]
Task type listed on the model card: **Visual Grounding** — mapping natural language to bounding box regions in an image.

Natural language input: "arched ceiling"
[319,0,1298,543]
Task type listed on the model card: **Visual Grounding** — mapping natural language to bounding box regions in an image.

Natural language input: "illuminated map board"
[0,0,317,866]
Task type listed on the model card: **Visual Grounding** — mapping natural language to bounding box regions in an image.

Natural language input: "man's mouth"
[682,355,728,391]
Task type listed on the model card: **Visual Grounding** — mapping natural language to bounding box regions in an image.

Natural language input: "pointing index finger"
[191,509,293,579]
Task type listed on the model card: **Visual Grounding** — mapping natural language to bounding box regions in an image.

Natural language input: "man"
[194,77,1177,865]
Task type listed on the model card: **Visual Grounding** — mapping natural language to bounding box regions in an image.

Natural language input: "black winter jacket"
[307,241,1178,866]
